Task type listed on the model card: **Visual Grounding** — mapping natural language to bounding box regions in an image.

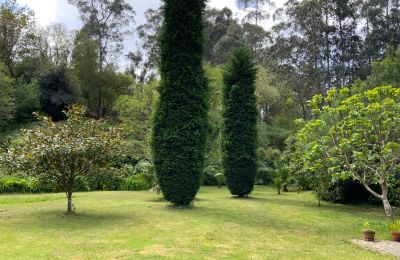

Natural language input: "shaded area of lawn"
[0,186,393,259]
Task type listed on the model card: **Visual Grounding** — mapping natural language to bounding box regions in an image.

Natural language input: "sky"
[14,0,286,29]
[12,0,285,68]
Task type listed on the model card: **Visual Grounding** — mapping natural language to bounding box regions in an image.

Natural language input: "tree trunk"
[360,178,393,219]
[381,180,393,219]
[382,196,393,219]
[67,192,73,213]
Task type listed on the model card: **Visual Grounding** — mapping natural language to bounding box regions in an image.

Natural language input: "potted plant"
[362,222,376,242]
[389,220,400,242]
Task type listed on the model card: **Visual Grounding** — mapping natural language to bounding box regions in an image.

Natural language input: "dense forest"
[0,0,399,216]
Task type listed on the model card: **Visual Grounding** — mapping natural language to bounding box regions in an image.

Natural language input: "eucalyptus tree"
[0,0,32,77]
[68,0,135,117]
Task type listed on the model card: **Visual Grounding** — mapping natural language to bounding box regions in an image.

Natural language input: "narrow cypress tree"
[222,47,257,197]
[151,0,208,206]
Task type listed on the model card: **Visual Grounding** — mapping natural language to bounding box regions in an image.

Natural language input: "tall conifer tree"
[222,47,257,197]
[152,0,208,206]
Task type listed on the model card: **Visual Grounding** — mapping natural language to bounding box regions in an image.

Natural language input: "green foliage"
[0,105,123,212]
[0,63,15,129]
[101,67,133,115]
[120,175,150,191]
[202,165,225,187]
[272,159,289,195]
[215,172,225,188]
[255,167,272,185]
[0,176,39,194]
[353,46,400,93]
[362,221,373,232]
[152,0,209,206]
[204,65,223,169]
[114,81,159,160]
[71,30,99,115]
[288,86,400,217]
[0,0,32,77]
[222,47,257,197]
[14,79,40,122]
[39,66,81,121]
[369,46,400,88]
[389,220,400,232]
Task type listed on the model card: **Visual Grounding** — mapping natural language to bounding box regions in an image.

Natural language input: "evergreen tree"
[151,0,208,206]
[222,47,257,197]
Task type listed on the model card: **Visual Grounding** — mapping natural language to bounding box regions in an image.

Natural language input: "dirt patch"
[352,239,400,258]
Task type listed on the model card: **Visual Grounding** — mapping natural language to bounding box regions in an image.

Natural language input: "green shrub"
[202,166,226,187]
[256,167,273,185]
[215,173,225,188]
[0,176,39,194]
[74,176,91,192]
[202,172,218,186]
[120,174,150,191]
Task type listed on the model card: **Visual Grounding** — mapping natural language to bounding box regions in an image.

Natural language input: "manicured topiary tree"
[151,0,208,206]
[222,47,258,197]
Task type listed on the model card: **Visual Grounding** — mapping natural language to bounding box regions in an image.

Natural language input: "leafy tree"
[0,0,32,77]
[352,46,400,94]
[236,0,273,26]
[71,30,99,115]
[0,105,123,212]
[129,8,163,83]
[204,66,223,171]
[222,47,257,197]
[272,159,289,195]
[14,79,40,122]
[152,0,209,206]
[0,62,15,129]
[69,0,135,69]
[100,66,133,115]
[72,29,132,118]
[288,119,334,205]
[114,81,159,159]
[291,86,400,218]
[69,0,135,117]
[39,66,81,121]
[204,7,244,65]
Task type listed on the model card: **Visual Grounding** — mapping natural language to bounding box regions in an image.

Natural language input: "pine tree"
[151,0,208,206]
[222,47,257,197]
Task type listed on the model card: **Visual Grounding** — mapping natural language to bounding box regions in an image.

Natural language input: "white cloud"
[17,0,57,26]
[208,0,238,12]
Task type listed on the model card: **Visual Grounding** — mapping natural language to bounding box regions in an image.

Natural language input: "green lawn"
[0,186,394,259]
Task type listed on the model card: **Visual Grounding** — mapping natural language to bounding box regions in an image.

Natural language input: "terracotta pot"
[391,231,400,242]
[363,230,376,241]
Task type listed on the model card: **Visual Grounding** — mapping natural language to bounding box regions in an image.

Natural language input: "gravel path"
[352,239,400,258]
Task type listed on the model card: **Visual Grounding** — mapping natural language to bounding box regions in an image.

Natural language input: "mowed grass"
[0,186,394,259]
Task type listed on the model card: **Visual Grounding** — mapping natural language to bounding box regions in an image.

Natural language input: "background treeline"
[0,0,399,206]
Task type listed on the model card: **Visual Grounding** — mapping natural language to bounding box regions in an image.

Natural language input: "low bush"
[202,166,225,186]
[0,176,39,194]
[202,172,218,186]
[256,167,273,185]
[119,174,150,191]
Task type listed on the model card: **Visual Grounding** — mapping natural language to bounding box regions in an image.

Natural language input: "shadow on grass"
[229,196,268,202]
[146,197,166,203]
[262,196,383,215]
[23,209,141,230]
